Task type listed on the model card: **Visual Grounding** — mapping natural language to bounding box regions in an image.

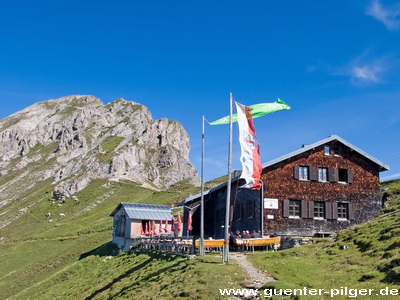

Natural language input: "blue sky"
[0,0,399,182]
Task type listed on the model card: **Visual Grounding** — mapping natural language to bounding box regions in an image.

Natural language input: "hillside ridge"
[0,95,199,206]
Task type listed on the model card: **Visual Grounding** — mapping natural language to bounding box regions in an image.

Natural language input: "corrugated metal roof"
[110,203,173,220]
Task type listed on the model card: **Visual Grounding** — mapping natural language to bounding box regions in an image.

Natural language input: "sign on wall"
[264,198,279,209]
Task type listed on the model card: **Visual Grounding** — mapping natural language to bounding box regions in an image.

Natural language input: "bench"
[246,237,281,252]
[195,239,225,251]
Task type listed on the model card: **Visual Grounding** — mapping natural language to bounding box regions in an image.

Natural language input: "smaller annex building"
[181,135,389,238]
[110,203,173,250]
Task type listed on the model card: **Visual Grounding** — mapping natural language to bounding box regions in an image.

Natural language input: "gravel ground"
[229,252,275,288]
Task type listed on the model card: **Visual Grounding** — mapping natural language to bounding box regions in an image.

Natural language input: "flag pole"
[199,115,205,256]
[223,93,233,264]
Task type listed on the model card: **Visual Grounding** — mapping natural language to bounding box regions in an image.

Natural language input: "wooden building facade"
[182,135,389,237]
[261,135,389,236]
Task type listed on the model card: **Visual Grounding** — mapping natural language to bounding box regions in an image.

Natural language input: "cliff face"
[0,95,199,204]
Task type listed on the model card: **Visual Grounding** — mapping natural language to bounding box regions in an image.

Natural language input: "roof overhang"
[262,135,389,172]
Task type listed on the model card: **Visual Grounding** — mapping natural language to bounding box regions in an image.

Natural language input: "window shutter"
[294,165,300,180]
[283,199,289,217]
[349,203,355,220]
[308,201,314,218]
[326,202,333,219]
[332,202,338,219]
[310,166,318,181]
[329,168,338,182]
[347,169,353,184]
[301,200,308,218]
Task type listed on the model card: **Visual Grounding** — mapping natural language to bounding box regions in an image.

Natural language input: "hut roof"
[262,134,389,171]
[110,203,173,220]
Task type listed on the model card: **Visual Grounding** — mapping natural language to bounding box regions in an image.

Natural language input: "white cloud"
[366,0,400,31]
[350,63,383,84]
[337,49,391,86]
[322,48,392,86]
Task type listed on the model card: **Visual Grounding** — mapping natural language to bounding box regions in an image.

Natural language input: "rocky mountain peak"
[0,95,199,205]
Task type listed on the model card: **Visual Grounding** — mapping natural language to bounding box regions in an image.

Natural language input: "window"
[339,168,348,182]
[283,199,310,218]
[299,166,309,180]
[337,203,349,219]
[314,201,325,218]
[318,167,328,182]
[324,146,330,156]
[289,200,301,217]
[333,146,342,156]
[334,168,353,183]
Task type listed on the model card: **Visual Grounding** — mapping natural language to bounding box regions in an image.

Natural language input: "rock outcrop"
[0,95,199,201]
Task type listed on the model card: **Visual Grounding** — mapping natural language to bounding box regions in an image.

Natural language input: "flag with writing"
[236,101,262,190]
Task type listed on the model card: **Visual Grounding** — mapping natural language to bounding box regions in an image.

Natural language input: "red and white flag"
[235,101,262,190]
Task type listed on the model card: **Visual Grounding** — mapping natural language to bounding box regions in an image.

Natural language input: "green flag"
[210,98,291,125]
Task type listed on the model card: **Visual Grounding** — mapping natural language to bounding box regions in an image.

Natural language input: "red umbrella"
[148,221,153,235]
[164,218,168,232]
[152,220,157,235]
[141,224,145,235]
[145,221,149,235]
[159,219,163,234]
[171,216,176,231]
[187,211,193,231]
[177,214,182,231]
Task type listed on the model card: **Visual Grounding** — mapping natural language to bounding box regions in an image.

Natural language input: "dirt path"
[229,252,275,288]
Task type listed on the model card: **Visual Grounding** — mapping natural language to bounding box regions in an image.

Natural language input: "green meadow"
[0,177,399,299]
[248,179,400,299]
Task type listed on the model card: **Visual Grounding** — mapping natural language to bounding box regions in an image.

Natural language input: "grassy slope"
[2,169,400,300]
[0,179,217,300]
[248,179,400,300]
[14,251,244,300]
